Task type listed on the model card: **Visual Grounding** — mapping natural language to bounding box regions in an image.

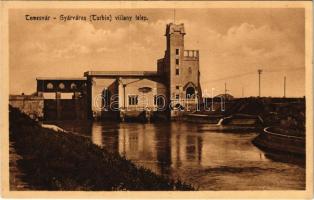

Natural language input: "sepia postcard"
[0,1,313,199]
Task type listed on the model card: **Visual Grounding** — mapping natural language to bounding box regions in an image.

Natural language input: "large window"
[128,95,138,105]
[186,87,195,99]
[154,95,165,108]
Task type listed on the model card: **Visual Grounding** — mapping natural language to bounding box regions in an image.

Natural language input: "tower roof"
[165,23,185,36]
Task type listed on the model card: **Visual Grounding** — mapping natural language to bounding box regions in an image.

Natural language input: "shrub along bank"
[9,106,194,191]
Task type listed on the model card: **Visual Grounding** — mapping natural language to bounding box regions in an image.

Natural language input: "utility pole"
[284,76,286,98]
[224,82,230,101]
[224,82,227,100]
[258,69,263,97]
[242,86,244,98]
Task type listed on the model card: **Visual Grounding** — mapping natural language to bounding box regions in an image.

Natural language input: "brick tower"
[157,23,201,117]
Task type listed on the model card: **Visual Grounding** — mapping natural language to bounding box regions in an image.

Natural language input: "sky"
[9,8,305,97]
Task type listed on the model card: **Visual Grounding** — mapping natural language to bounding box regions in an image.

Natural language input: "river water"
[53,121,305,190]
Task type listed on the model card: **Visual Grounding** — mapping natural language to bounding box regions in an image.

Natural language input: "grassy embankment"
[9,106,194,191]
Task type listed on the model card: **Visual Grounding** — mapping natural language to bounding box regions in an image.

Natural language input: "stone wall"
[9,95,44,120]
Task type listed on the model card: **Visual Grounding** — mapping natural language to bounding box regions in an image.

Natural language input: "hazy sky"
[9,8,305,97]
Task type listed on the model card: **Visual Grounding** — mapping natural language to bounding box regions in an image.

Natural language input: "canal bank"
[253,127,305,157]
[50,120,305,190]
[9,106,193,191]
[9,103,306,190]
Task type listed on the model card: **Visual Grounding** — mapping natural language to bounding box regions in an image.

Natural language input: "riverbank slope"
[9,106,193,191]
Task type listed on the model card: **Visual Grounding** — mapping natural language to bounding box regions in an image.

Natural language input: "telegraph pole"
[224,82,227,100]
[224,82,231,101]
[258,69,263,97]
[284,76,286,98]
[242,86,244,98]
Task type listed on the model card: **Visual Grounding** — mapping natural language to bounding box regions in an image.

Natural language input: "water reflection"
[73,121,304,190]
[170,124,203,168]
[91,122,270,174]
[91,124,102,146]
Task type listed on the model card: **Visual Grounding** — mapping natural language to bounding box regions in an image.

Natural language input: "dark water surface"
[52,121,305,190]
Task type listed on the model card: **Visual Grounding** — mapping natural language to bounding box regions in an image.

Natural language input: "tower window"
[176,49,179,55]
[176,68,180,75]
[176,85,180,90]
[176,59,179,65]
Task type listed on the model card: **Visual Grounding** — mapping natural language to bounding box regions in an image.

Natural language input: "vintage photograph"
[2,1,312,198]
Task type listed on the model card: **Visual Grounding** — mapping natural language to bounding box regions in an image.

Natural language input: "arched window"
[70,83,77,89]
[46,82,53,89]
[59,83,65,89]
[186,86,195,99]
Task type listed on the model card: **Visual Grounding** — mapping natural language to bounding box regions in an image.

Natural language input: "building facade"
[157,23,201,117]
[33,23,201,121]
[84,71,166,120]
